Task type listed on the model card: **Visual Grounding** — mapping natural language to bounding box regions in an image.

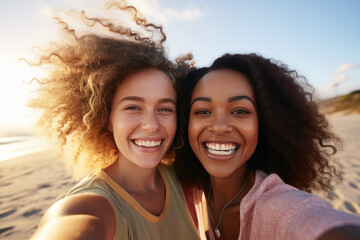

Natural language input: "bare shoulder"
[30,215,106,240]
[34,193,116,240]
[39,193,115,224]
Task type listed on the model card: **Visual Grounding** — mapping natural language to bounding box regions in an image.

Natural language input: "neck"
[208,166,252,208]
[105,158,161,194]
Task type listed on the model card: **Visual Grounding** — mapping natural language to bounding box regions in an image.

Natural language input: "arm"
[317,225,360,240]
[31,193,116,240]
[30,215,105,240]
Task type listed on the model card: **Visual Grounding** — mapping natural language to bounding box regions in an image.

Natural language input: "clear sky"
[0,0,359,127]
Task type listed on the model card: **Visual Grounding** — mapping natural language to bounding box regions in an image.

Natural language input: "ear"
[107,120,113,132]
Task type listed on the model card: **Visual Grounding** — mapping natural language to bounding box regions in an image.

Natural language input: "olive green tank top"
[67,165,200,239]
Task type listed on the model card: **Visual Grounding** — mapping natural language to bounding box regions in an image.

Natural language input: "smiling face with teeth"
[188,69,259,179]
[108,68,177,169]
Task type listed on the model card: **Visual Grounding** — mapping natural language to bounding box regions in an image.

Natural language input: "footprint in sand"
[349,182,359,189]
[0,226,14,235]
[45,195,57,201]
[327,191,339,200]
[0,182,11,187]
[23,170,34,176]
[351,163,360,168]
[344,201,357,214]
[0,209,16,218]
[39,184,52,188]
[23,209,42,217]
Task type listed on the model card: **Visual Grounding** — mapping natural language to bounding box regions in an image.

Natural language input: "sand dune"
[0,114,359,239]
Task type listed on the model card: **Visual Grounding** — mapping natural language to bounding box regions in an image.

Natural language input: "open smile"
[132,139,163,148]
[203,142,238,156]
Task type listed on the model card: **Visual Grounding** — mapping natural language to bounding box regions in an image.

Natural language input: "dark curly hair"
[175,53,342,193]
[26,1,193,178]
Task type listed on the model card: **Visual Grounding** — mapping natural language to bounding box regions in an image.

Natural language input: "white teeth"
[134,139,161,147]
[206,143,236,151]
[207,148,235,155]
[205,142,237,156]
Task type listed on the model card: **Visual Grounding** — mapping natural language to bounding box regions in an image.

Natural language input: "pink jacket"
[186,170,360,240]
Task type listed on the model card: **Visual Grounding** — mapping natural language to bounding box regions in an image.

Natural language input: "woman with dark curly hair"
[28,1,205,240]
[175,53,360,240]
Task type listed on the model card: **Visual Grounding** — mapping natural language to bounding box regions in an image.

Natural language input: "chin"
[206,167,234,179]
[134,159,162,169]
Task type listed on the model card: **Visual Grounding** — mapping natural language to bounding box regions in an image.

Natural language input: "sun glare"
[0,0,159,130]
[0,54,45,127]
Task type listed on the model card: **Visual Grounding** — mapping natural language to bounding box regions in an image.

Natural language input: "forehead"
[115,68,176,98]
[191,69,255,100]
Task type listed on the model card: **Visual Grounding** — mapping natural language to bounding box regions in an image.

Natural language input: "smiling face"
[108,68,177,169]
[188,69,259,179]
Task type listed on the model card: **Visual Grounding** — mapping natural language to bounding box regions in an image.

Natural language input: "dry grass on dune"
[318,89,360,114]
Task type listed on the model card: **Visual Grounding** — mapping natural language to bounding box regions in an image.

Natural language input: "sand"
[0,151,76,239]
[316,114,360,214]
[0,114,359,239]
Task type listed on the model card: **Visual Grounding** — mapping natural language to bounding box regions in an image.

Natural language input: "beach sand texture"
[0,114,359,239]
[316,114,360,214]
[0,152,76,239]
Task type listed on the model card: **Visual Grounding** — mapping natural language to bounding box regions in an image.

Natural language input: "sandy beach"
[0,114,359,239]
[315,113,360,214]
[0,151,76,239]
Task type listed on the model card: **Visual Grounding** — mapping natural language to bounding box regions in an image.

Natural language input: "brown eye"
[195,109,211,115]
[232,109,249,114]
[125,105,141,111]
[158,107,174,113]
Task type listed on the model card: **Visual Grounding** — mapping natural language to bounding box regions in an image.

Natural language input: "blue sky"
[0,0,359,126]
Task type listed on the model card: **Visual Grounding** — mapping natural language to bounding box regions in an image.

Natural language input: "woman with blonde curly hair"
[28,1,205,239]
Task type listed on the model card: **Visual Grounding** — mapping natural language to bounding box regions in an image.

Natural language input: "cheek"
[113,115,134,130]
[243,119,259,153]
[164,115,177,140]
[248,130,258,150]
[188,116,202,152]
[110,114,139,146]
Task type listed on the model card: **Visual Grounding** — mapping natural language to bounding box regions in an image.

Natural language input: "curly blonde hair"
[27,1,193,178]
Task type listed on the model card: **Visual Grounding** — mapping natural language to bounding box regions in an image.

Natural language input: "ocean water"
[0,136,49,162]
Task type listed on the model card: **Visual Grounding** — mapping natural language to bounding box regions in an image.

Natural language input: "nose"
[208,113,232,134]
[141,111,160,133]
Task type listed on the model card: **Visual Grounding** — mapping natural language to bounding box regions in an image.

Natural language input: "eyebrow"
[119,96,176,105]
[191,95,255,107]
[228,95,255,106]
[191,97,211,106]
